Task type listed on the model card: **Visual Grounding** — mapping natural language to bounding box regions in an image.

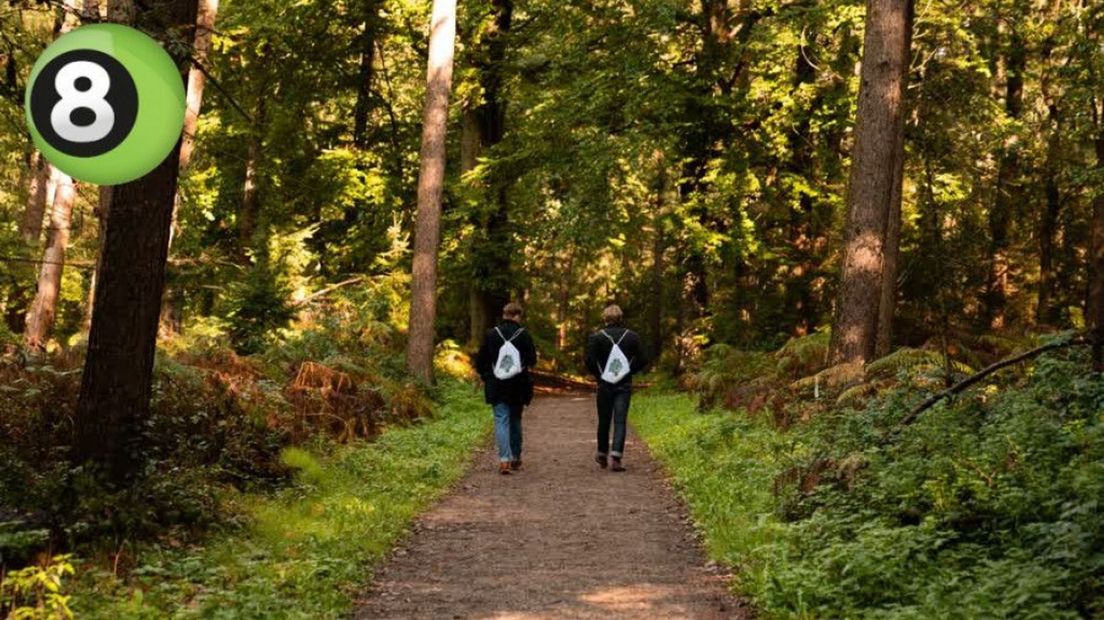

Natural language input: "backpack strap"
[508,327,525,342]
[496,326,524,342]
[602,329,629,346]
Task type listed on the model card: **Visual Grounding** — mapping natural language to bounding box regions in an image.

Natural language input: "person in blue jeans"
[585,304,649,472]
[475,302,538,475]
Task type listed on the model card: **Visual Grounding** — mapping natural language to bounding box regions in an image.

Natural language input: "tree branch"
[895,334,1090,429]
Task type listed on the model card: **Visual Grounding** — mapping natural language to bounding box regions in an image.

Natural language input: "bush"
[636,345,1104,618]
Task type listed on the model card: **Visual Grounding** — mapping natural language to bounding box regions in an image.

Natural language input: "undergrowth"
[71,380,488,618]
[637,342,1104,618]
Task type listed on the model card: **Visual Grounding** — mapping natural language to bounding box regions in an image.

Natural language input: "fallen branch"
[896,334,1089,429]
[292,276,366,308]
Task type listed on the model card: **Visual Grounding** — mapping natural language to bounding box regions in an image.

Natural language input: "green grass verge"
[630,392,793,613]
[74,381,490,619]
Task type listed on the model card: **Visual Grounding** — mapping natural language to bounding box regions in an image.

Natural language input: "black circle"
[74,76,92,92]
[70,107,97,127]
[30,49,139,158]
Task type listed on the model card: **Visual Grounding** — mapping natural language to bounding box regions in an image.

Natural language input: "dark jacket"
[475,320,538,406]
[586,326,649,389]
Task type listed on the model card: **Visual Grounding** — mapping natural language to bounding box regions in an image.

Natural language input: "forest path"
[355,395,747,619]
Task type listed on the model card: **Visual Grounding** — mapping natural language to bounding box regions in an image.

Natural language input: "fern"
[866,348,974,381]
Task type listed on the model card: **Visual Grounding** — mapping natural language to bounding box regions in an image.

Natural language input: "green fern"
[775,331,831,377]
[866,348,974,381]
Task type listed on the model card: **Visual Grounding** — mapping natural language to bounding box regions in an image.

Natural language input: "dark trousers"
[596,384,631,458]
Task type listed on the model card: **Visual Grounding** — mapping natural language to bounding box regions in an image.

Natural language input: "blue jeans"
[492,402,523,462]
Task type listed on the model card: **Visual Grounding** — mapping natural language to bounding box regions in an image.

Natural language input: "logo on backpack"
[601,330,632,384]
[493,327,526,380]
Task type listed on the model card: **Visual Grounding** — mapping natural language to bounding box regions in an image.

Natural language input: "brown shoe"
[610,457,625,472]
[499,462,512,475]
[595,454,608,469]
[510,460,522,471]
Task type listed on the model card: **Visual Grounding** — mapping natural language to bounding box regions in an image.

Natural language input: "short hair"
[602,304,624,326]
[502,302,524,320]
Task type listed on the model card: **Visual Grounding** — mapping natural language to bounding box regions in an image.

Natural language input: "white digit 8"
[50,61,115,143]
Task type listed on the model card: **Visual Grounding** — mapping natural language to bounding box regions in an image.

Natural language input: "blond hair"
[502,302,524,320]
[602,304,624,326]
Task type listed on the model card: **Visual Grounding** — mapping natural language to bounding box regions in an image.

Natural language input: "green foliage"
[635,347,1104,618]
[0,555,76,620]
[72,381,488,618]
[225,259,297,355]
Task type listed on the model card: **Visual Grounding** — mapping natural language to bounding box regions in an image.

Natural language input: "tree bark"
[161,0,218,334]
[21,151,50,243]
[24,172,76,351]
[983,28,1025,330]
[74,0,198,481]
[23,0,83,350]
[239,93,267,253]
[405,0,457,383]
[353,0,382,150]
[829,0,914,365]
[468,0,514,343]
[1036,102,1062,326]
[875,14,914,358]
[1089,102,1104,372]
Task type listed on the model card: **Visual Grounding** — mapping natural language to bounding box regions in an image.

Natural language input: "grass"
[630,392,791,601]
[72,380,490,619]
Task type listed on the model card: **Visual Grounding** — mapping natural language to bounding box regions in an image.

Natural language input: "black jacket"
[475,320,538,406]
[585,326,649,388]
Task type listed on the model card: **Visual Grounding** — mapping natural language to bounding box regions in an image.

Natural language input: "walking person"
[586,304,649,472]
[476,302,538,475]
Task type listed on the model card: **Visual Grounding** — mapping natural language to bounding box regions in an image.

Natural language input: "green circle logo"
[24,25,185,185]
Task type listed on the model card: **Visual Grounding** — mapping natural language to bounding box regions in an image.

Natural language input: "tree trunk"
[1089,104,1104,372]
[21,152,50,243]
[161,0,218,334]
[74,0,198,481]
[239,94,267,253]
[875,17,914,357]
[24,172,76,351]
[405,0,457,383]
[829,0,914,365]
[1036,102,1062,326]
[649,152,668,360]
[468,0,514,342]
[353,0,382,150]
[983,29,1025,330]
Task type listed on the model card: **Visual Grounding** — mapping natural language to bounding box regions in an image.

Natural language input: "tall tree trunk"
[829,0,914,365]
[21,152,50,243]
[460,109,489,345]
[353,0,382,150]
[649,152,668,360]
[405,0,457,383]
[162,0,218,335]
[875,15,914,357]
[23,0,83,350]
[983,28,1025,330]
[1037,102,1062,325]
[24,172,76,351]
[74,0,198,481]
[239,94,268,254]
[1089,100,1104,372]
[468,0,514,342]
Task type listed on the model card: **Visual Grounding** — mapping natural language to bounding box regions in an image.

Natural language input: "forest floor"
[355,395,748,619]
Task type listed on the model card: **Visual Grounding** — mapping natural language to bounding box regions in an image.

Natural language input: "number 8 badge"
[25,24,186,186]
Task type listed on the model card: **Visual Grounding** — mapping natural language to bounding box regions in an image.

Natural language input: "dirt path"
[355,396,747,619]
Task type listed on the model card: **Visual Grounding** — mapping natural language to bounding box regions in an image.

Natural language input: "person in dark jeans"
[585,304,649,472]
[476,302,538,475]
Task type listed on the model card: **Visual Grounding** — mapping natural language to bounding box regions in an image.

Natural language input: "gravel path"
[355,395,748,619]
